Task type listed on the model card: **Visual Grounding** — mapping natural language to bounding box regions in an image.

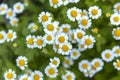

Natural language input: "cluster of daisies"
[0,2,24,26]
[0,30,17,43]
[49,0,80,8]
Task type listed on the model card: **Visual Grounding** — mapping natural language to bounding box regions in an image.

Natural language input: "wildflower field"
[1,0,120,80]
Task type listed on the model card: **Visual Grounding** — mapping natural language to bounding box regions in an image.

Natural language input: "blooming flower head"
[13,2,24,14]
[112,27,120,40]
[59,24,71,34]
[44,34,54,45]
[6,8,16,19]
[0,31,6,44]
[113,59,120,70]
[7,30,17,42]
[62,71,76,80]
[114,3,120,13]
[110,13,120,26]
[70,48,81,60]
[61,0,69,6]
[19,74,29,80]
[49,57,60,67]
[10,17,19,26]
[0,3,8,15]
[63,56,74,68]
[49,0,62,8]
[112,46,120,57]
[79,9,88,17]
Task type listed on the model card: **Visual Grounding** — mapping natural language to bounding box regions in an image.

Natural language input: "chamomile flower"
[45,65,58,78]
[7,30,17,42]
[43,21,59,34]
[78,16,92,30]
[0,31,6,44]
[59,24,71,34]
[13,2,24,14]
[112,46,120,57]
[30,71,43,80]
[49,57,60,67]
[112,27,120,40]
[78,42,87,52]
[49,0,62,8]
[113,3,120,13]
[88,6,102,19]
[110,13,120,26]
[27,22,38,33]
[62,71,76,80]
[44,34,54,45]
[81,35,96,49]
[84,70,95,78]
[70,48,81,60]
[80,9,88,17]
[68,29,77,43]
[78,60,91,73]
[63,56,74,68]
[55,33,68,44]
[34,36,46,49]
[38,12,52,24]
[53,43,60,52]
[26,35,35,49]
[67,7,80,22]
[0,3,8,15]
[6,8,16,19]
[4,69,17,80]
[113,59,120,70]
[16,56,28,70]
[74,29,86,42]
[58,42,72,55]
[61,0,69,5]
[101,49,114,62]
[19,74,29,80]
[91,58,104,72]
[10,17,19,26]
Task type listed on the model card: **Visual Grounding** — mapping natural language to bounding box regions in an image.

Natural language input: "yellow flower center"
[8,11,13,16]
[117,61,120,67]
[91,9,98,15]
[62,45,69,52]
[82,64,88,69]
[81,19,88,26]
[115,49,120,54]
[94,62,100,68]
[52,0,58,4]
[63,28,69,33]
[66,75,72,80]
[13,20,18,25]
[32,25,38,30]
[48,68,55,75]
[80,12,86,17]
[114,16,119,22]
[34,74,40,80]
[65,60,70,65]
[71,33,75,40]
[73,52,78,56]
[62,0,66,2]
[77,32,83,39]
[23,78,28,80]
[52,60,58,65]
[114,29,120,37]
[105,53,111,58]
[117,5,120,11]
[7,33,13,39]
[0,34,3,39]
[47,24,54,31]
[80,44,84,48]
[6,73,13,79]
[16,5,21,10]
[55,44,59,50]
[46,35,52,41]
[58,36,65,43]
[18,59,25,66]
[0,6,5,11]
[28,38,34,45]
[71,10,77,17]
[85,38,92,45]
[37,39,43,45]
[42,15,48,22]
[92,28,98,33]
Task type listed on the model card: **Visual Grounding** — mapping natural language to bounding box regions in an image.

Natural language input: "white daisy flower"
[34,36,46,49]
[13,2,24,14]
[110,13,120,26]
[74,29,86,42]
[30,70,43,80]
[81,35,96,49]
[53,43,60,52]
[78,60,91,73]
[88,6,102,19]
[6,8,16,19]
[26,35,36,49]
[70,48,81,60]
[84,70,95,78]
[78,16,92,30]
[0,3,8,15]
[113,3,120,13]
[112,46,120,57]
[7,30,17,42]
[27,22,37,33]
[44,34,54,44]
[61,0,69,5]
[58,42,72,55]
[38,12,52,24]
[55,33,68,44]
[78,41,87,52]
[79,9,88,17]
[49,0,62,8]
[16,56,28,70]
[10,17,19,27]
[68,29,77,43]
[63,56,74,68]
[67,7,81,22]
[91,58,104,72]
[4,69,17,80]
[19,74,29,80]
[49,57,60,67]
[43,21,59,34]
[59,24,71,34]
[101,49,114,62]
[0,31,6,44]
[113,59,120,70]
[25,69,32,76]
[62,71,76,80]
[112,27,120,40]
[45,65,58,78]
